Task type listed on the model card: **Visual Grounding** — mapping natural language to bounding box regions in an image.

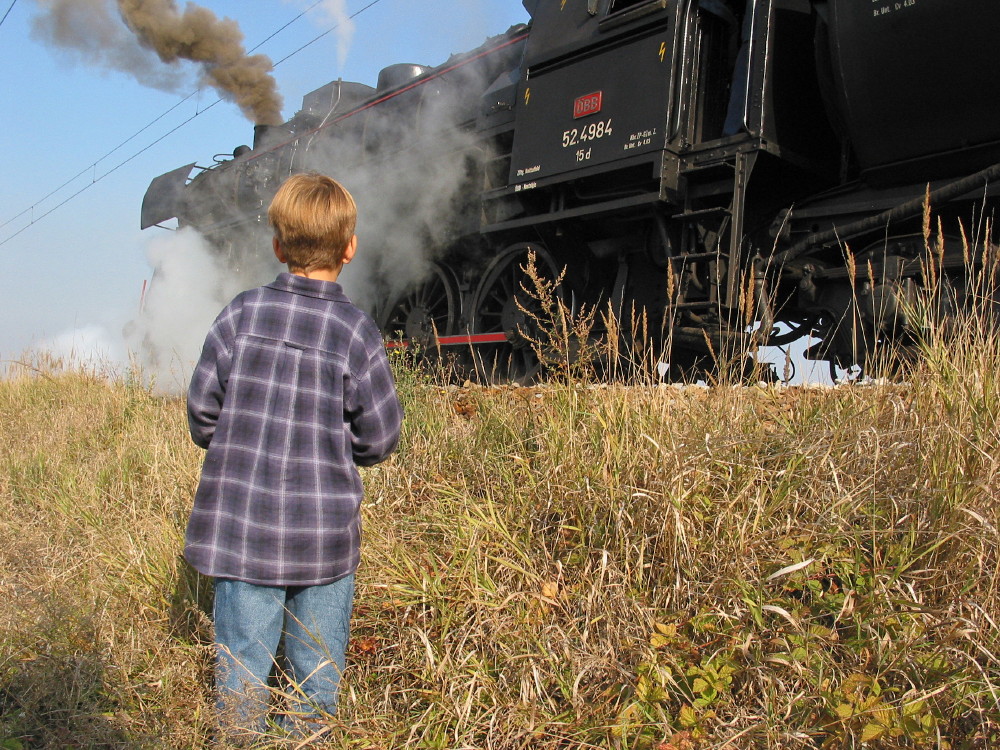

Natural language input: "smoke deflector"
[141,163,195,229]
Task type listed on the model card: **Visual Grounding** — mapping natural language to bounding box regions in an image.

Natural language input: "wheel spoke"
[379,264,458,343]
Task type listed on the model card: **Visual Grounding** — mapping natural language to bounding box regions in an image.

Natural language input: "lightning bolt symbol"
[659,42,667,62]
[525,88,531,106]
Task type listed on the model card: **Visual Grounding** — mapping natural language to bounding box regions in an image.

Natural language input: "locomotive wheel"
[379,263,460,350]
[470,243,562,384]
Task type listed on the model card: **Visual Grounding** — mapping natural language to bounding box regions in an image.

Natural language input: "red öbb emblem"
[573,91,603,119]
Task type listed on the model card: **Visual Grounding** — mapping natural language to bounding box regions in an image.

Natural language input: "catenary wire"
[0,0,324,233]
[0,0,385,246]
[0,92,199,232]
[0,0,324,234]
[0,0,17,29]
[273,0,381,67]
[0,100,224,248]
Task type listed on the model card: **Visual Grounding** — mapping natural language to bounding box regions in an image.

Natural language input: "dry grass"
[0,364,212,748]
[1,266,999,748]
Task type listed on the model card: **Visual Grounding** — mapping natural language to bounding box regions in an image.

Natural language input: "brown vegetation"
[1,255,999,748]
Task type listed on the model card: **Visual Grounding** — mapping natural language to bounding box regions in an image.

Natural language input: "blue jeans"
[213,575,355,735]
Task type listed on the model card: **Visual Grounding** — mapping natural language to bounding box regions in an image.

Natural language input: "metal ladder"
[670,148,756,319]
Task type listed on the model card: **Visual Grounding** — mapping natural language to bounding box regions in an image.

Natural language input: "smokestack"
[253,124,271,150]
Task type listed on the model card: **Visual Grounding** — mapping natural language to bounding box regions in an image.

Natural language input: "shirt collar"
[267,272,352,303]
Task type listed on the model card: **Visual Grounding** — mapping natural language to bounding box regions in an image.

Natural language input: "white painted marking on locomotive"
[623,128,658,151]
[561,118,614,149]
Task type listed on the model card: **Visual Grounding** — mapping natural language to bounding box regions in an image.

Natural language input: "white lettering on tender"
[872,0,915,16]
[562,118,613,149]
[624,127,659,151]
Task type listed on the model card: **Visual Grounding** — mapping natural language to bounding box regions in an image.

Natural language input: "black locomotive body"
[142,0,1000,381]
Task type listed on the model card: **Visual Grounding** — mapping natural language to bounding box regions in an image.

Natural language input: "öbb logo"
[573,91,603,119]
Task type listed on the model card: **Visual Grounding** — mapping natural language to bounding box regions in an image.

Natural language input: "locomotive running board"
[384,332,510,350]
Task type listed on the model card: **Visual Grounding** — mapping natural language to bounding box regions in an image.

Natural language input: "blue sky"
[0,0,530,372]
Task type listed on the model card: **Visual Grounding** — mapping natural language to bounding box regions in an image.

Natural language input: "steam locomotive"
[142,0,1000,382]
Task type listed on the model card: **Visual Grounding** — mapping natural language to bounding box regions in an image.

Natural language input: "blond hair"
[267,173,357,271]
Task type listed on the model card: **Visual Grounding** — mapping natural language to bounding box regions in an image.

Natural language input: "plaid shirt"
[185,273,403,586]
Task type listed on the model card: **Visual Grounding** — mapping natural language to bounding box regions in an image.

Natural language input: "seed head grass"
[2,294,999,747]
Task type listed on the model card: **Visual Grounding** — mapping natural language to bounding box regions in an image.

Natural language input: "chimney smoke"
[30,0,283,126]
[116,0,283,125]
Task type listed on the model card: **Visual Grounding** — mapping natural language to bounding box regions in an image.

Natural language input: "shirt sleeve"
[187,304,237,450]
[344,332,404,467]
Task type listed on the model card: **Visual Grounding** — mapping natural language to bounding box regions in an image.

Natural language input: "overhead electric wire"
[0,0,385,248]
[273,0,382,67]
[0,0,323,236]
[0,100,224,248]
[0,92,200,233]
[0,0,17,30]
[0,0,317,235]
[248,0,326,55]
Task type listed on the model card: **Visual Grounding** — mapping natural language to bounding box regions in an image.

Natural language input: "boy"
[185,172,403,738]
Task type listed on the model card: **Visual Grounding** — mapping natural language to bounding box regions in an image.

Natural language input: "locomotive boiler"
[141,0,1000,382]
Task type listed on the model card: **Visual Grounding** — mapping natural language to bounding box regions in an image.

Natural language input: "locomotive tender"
[142,0,1000,381]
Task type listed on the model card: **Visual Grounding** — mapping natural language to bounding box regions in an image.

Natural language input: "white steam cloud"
[338,140,479,313]
[35,324,128,372]
[125,227,278,393]
[280,0,355,70]
[126,113,485,391]
[301,62,495,315]
[317,0,355,69]
[21,2,517,391]
[121,13,508,390]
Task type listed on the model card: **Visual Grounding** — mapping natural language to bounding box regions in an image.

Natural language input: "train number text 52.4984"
[562,119,614,148]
